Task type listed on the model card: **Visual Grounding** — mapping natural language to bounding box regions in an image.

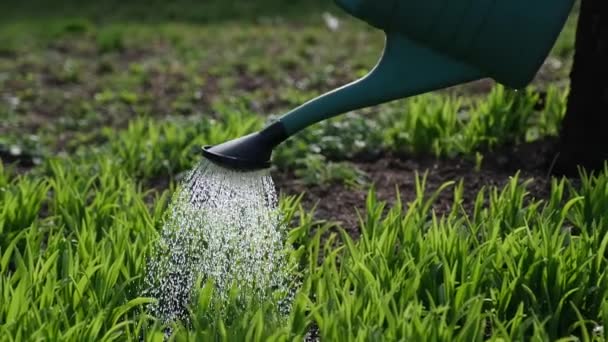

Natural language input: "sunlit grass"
[1,1,597,340]
[2,153,608,339]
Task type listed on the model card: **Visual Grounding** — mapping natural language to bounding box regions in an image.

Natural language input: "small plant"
[466,84,539,149]
[97,27,126,53]
[294,154,368,188]
[55,18,94,36]
[381,94,464,157]
[273,111,384,169]
[474,151,484,172]
[88,109,263,181]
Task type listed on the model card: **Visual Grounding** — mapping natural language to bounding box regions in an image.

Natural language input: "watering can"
[203,0,575,171]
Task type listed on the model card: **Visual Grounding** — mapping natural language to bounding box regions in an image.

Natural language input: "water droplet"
[593,325,604,335]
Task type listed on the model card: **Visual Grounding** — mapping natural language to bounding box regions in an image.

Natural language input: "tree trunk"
[553,0,608,176]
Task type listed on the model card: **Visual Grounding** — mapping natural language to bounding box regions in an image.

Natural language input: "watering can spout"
[202,121,288,171]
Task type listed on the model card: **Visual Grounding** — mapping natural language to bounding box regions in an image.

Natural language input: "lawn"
[4,0,608,341]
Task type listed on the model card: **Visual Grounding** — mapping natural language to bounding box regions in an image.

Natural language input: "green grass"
[37,82,564,188]
[271,84,568,185]
[3,149,608,340]
[303,171,608,341]
[4,1,605,340]
[46,82,561,190]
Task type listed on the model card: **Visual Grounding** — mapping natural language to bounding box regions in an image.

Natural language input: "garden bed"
[6,3,607,340]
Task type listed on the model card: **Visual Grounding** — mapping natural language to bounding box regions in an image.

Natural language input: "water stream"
[143,159,293,325]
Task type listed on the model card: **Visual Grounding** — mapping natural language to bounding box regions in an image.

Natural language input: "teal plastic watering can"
[203,0,575,171]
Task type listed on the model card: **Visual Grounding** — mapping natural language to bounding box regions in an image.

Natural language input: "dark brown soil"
[273,138,560,237]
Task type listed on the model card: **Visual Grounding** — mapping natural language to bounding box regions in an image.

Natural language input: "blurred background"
[0,0,579,187]
[2,0,333,23]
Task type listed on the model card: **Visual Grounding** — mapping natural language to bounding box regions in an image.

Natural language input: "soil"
[273,138,560,238]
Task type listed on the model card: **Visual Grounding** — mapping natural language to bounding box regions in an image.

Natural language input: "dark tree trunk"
[553,0,608,176]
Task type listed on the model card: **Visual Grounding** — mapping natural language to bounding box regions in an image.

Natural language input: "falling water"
[144,159,293,325]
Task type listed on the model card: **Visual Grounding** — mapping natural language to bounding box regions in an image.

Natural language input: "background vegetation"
[4,1,607,341]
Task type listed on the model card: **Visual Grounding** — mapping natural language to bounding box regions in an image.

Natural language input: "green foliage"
[268,84,568,184]
[49,58,83,84]
[0,166,49,249]
[97,26,125,53]
[568,164,608,235]
[550,8,579,58]
[0,2,594,339]
[381,85,566,158]
[54,18,94,36]
[301,171,608,341]
[528,86,569,140]
[273,112,384,168]
[0,157,310,340]
[0,134,47,167]
[89,110,262,180]
[382,94,465,156]
[0,158,164,340]
[3,150,608,339]
[294,154,368,189]
[466,85,539,148]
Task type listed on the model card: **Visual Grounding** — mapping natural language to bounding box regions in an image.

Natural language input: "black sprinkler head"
[202,121,288,172]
